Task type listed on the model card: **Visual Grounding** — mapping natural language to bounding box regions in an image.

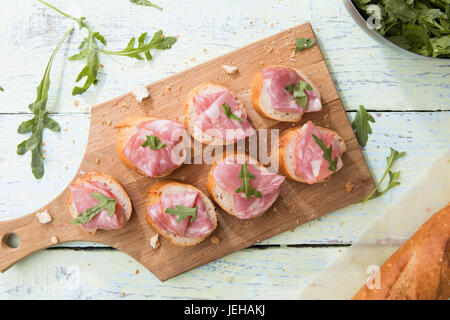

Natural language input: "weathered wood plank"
[0,0,448,115]
[1,112,448,246]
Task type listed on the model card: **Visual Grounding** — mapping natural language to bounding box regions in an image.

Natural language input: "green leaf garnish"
[129,0,162,11]
[222,103,243,122]
[165,205,197,223]
[0,86,3,92]
[352,0,450,58]
[101,30,177,61]
[362,148,406,203]
[141,135,166,150]
[295,38,316,52]
[352,105,375,148]
[285,80,313,110]
[16,25,73,179]
[235,162,262,199]
[71,193,117,225]
[312,134,338,173]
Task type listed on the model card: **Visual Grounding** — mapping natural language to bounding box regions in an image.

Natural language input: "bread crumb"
[135,269,140,275]
[121,103,129,109]
[99,64,104,68]
[345,182,353,192]
[73,99,79,107]
[36,210,52,224]
[150,234,160,249]
[51,236,58,244]
[210,235,220,244]
[222,65,238,75]
[225,276,234,283]
[132,86,150,103]
[121,292,126,297]
[106,120,112,126]
[95,158,100,165]
[203,48,207,53]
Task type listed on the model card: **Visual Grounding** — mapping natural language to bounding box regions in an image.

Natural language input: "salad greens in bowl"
[345,0,450,59]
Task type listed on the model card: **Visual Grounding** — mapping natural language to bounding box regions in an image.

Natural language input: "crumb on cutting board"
[222,65,238,75]
[150,234,160,249]
[36,210,52,224]
[345,182,353,192]
[210,235,220,244]
[51,236,58,244]
[132,86,150,103]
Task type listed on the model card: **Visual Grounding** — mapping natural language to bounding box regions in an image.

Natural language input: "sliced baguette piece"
[206,153,277,219]
[67,172,133,234]
[184,82,249,146]
[251,65,322,122]
[115,116,187,178]
[275,124,346,184]
[146,180,217,246]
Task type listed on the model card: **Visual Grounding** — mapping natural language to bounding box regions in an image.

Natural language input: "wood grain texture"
[0,23,375,281]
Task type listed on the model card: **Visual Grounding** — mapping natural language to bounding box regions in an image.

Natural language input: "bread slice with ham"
[68,172,133,234]
[184,83,256,145]
[207,154,285,219]
[275,121,346,184]
[251,65,322,122]
[146,181,217,246]
[115,116,187,178]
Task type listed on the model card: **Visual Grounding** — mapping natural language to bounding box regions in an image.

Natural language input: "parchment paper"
[297,150,450,300]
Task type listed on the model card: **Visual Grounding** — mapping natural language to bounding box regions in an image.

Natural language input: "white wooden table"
[0,0,448,299]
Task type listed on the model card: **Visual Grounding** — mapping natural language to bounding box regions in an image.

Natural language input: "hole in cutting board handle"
[2,233,21,249]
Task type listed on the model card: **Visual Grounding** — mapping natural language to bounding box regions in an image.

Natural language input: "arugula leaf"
[141,135,166,150]
[352,0,450,58]
[362,147,406,203]
[17,26,73,179]
[0,86,3,92]
[165,205,197,223]
[295,38,316,52]
[71,193,117,225]
[352,105,375,147]
[285,80,313,110]
[235,162,262,199]
[312,134,338,172]
[222,103,243,122]
[129,0,162,11]
[101,30,177,60]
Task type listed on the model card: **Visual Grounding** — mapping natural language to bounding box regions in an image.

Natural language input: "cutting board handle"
[0,192,69,272]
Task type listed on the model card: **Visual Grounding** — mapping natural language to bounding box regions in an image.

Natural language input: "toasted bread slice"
[115,116,186,178]
[67,172,133,234]
[184,82,249,145]
[251,65,321,122]
[206,153,277,219]
[146,180,217,246]
[275,125,347,184]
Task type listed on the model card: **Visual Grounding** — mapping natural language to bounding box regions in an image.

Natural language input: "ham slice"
[69,181,126,230]
[123,119,185,177]
[193,89,255,141]
[262,67,322,113]
[294,121,343,184]
[147,191,214,238]
[213,157,285,219]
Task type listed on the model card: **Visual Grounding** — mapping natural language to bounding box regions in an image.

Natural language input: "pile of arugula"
[353,0,450,58]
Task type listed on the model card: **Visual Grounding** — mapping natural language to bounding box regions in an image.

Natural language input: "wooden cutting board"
[0,23,375,281]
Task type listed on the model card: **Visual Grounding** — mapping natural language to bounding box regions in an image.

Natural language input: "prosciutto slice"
[193,90,255,141]
[69,181,126,230]
[262,67,322,113]
[213,157,285,219]
[294,121,343,184]
[147,191,214,238]
[123,119,186,177]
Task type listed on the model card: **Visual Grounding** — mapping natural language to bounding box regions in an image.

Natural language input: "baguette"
[184,82,249,145]
[146,180,217,246]
[275,124,346,184]
[353,203,450,300]
[67,172,133,234]
[115,116,186,178]
[251,65,321,122]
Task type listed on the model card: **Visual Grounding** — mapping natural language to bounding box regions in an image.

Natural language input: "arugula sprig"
[71,193,117,225]
[362,148,406,204]
[16,26,74,179]
[130,0,163,11]
[235,162,262,199]
[36,0,177,95]
[165,205,197,223]
[141,135,166,150]
[222,103,243,122]
[0,86,3,92]
[352,105,375,147]
[285,80,313,110]
[295,38,316,52]
[312,134,338,172]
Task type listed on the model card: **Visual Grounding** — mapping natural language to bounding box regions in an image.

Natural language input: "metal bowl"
[343,0,446,61]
